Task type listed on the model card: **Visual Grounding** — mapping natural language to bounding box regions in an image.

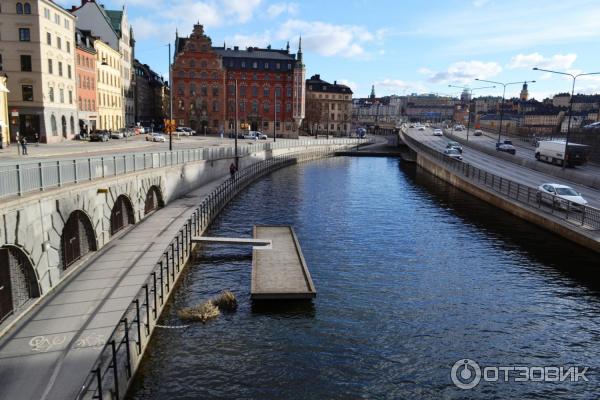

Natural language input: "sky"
[57,0,600,100]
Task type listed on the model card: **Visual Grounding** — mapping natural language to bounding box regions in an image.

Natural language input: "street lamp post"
[234,78,238,168]
[168,43,173,151]
[475,78,535,144]
[532,67,600,168]
[273,88,277,142]
[448,84,496,141]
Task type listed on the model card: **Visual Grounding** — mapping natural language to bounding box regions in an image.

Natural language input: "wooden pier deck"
[251,226,316,300]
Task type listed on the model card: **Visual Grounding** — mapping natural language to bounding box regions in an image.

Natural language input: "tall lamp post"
[168,43,173,151]
[448,84,495,141]
[234,78,238,168]
[475,78,535,144]
[532,67,600,168]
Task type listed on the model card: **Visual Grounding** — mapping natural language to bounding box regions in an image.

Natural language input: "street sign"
[11,109,18,117]
[164,119,176,133]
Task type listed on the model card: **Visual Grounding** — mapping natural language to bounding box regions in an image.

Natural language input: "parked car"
[473,129,483,136]
[90,130,109,142]
[151,133,166,142]
[243,131,268,140]
[537,183,588,210]
[433,129,443,136]
[176,127,195,136]
[443,148,463,160]
[446,141,463,153]
[418,126,426,131]
[111,131,124,139]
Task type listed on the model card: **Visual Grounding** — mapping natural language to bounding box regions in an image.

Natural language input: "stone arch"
[0,245,40,322]
[144,185,164,215]
[61,210,97,270]
[110,195,135,236]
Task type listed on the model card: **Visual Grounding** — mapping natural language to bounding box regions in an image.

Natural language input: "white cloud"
[374,79,428,94]
[338,79,358,94]
[221,0,263,23]
[266,2,298,19]
[508,53,577,70]
[422,61,502,84]
[276,19,384,58]
[227,31,273,48]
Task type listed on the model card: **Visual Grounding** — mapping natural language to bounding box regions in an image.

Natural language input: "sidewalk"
[0,173,229,400]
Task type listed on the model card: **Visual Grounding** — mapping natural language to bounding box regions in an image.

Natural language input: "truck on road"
[534,140,590,167]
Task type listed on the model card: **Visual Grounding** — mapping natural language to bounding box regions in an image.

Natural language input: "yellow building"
[0,75,9,148]
[94,39,123,131]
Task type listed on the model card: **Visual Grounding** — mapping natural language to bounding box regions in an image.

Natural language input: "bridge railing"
[0,138,363,200]
[402,132,600,231]
[74,143,356,400]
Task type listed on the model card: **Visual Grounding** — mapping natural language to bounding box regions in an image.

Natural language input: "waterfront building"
[75,29,97,135]
[70,0,134,128]
[404,94,457,122]
[352,95,403,134]
[134,59,169,127]
[304,74,352,136]
[94,38,122,130]
[0,0,78,143]
[173,24,305,138]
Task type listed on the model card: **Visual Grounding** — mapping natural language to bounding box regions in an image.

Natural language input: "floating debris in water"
[212,290,237,312]
[178,300,220,322]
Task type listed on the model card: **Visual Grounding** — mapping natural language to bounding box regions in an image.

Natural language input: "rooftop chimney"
[234,46,239,51]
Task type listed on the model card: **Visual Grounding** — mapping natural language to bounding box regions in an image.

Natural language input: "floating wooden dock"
[193,236,272,247]
[251,225,316,300]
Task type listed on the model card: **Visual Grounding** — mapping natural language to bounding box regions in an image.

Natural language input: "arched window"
[189,71,195,79]
[0,246,40,321]
[61,210,97,269]
[16,3,23,14]
[189,83,196,96]
[263,101,270,113]
[70,116,75,136]
[51,115,58,136]
[211,71,218,80]
[110,195,135,235]
[23,2,31,14]
[144,186,164,215]
[212,100,218,112]
[263,86,270,97]
[251,100,258,113]
[61,115,67,137]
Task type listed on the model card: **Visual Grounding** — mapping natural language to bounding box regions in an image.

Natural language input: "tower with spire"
[520,82,529,101]
[369,85,376,99]
[293,36,306,131]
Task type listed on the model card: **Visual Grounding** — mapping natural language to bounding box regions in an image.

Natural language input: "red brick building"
[173,24,305,138]
[75,29,97,135]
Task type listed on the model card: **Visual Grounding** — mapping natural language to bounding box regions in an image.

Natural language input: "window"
[44,8,50,19]
[241,61,246,68]
[68,90,72,104]
[66,41,70,53]
[59,88,64,103]
[201,85,207,96]
[49,87,54,102]
[20,55,32,71]
[58,62,63,76]
[275,86,281,97]
[263,102,270,112]
[228,84,235,96]
[263,86,269,97]
[67,65,71,79]
[48,59,53,74]
[239,101,246,112]
[276,63,280,70]
[287,63,292,70]
[22,85,33,101]
[0,54,3,71]
[16,3,23,14]
[275,102,281,113]
[212,86,219,97]
[265,62,269,69]
[252,62,258,69]
[240,85,246,96]
[212,101,218,112]
[64,19,69,30]
[92,100,95,111]
[23,2,31,14]
[252,85,258,97]
[57,37,61,50]
[252,100,258,113]
[228,100,234,112]
[47,32,51,45]
[54,14,60,25]
[189,83,196,96]
[211,71,218,80]
[287,86,292,97]
[286,102,292,112]
[78,97,82,109]
[51,115,57,135]
[19,28,30,42]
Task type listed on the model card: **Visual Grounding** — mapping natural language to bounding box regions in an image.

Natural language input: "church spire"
[370,84,376,99]
[297,36,303,62]
[286,41,290,52]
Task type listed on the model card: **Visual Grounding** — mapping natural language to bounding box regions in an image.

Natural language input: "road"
[446,127,600,182]
[406,127,600,208]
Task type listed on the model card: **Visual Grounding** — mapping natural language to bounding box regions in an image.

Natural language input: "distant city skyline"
[55,0,600,99]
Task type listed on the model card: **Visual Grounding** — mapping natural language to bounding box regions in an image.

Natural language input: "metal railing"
[402,132,600,231]
[0,138,363,199]
[74,144,351,400]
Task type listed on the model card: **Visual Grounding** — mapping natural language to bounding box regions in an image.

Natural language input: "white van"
[243,131,268,140]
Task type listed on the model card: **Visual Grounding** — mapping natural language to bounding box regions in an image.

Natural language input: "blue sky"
[59,0,600,99]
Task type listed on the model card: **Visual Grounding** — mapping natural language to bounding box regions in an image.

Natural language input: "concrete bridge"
[0,139,358,328]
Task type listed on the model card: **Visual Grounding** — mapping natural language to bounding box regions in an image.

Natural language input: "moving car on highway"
[443,148,463,161]
[146,133,166,142]
[473,129,483,136]
[537,183,588,210]
[433,128,443,136]
[418,126,426,131]
[446,141,463,153]
[534,140,590,167]
[496,141,516,155]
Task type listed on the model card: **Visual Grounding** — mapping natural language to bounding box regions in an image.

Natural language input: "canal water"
[128,156,600,399]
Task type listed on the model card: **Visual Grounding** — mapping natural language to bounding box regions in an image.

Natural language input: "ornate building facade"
[173,24,305,138]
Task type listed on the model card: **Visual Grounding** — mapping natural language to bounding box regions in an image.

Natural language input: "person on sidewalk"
[229,162,237,179]
[20,137,28,155]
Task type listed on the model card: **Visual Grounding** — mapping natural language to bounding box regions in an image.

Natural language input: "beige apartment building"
[304,74,352,136]
[0,0,77,143]
[94,39,123,130]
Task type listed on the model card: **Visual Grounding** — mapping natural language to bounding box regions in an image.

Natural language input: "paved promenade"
[0,173,229,400]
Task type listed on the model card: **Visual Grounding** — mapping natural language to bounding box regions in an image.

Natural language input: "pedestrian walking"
[229,162,237,179]
[20,137,28,155]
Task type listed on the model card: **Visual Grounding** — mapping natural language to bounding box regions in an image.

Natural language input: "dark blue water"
[128,157,600,399]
